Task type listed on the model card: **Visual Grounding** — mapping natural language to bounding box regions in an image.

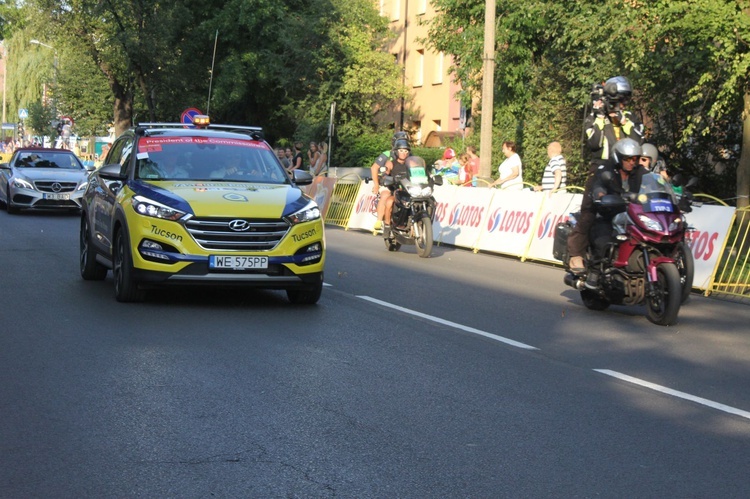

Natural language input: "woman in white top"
[313,141,328,176]
[491,140,523,190]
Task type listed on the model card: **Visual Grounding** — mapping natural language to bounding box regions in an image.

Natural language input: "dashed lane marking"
[357,295,539,350]
[595,369,750,421]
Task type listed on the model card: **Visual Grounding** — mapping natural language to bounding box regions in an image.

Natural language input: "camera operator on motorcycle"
[371,131,409,231]
[586,138,650,289]
[567,76,645,275]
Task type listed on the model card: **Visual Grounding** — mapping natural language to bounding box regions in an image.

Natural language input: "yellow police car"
[79,117,325,304]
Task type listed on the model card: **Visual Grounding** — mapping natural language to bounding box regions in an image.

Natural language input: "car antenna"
[206,30,219,116]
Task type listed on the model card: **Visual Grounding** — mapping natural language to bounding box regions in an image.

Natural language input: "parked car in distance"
[79,116,325,304]
[0,147,93,214]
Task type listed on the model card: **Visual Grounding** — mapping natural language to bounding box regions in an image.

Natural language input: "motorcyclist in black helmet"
[379,138,412,238]
[371,131,410,230]
[567,75,645,274]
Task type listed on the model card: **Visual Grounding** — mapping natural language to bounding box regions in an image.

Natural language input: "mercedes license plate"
[44,193,70,200]
[210,255,268,270]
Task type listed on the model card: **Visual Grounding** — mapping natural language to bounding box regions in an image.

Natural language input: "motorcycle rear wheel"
[415,215,433,258]
[580,289,610,311]
[673,242,695,304]
[645,263,681,326]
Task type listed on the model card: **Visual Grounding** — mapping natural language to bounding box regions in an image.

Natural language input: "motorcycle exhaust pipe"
[564,272,585,290]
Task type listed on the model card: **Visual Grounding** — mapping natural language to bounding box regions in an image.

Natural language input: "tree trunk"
[739,91,750,210]
[110,79,133,138]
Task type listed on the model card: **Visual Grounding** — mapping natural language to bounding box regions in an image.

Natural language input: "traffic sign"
[18,109,29,119]
[180,107,203,128]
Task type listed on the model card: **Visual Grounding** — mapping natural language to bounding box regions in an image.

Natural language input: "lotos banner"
[342,179,735,290]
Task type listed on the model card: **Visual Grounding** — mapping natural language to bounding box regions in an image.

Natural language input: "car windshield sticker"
[136,152,150,160]
[138,136,268,152]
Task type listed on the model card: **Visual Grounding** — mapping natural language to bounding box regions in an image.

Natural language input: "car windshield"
[14,152,84,170]
[135,136,288,183]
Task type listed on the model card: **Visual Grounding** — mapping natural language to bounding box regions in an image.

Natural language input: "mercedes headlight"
[132,195,187,221]
[11,177,34,190]
[285,200,321,225]
[637,214,663,232]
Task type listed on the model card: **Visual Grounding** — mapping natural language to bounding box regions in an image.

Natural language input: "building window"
[413,121,422,145]
[433,119,442,132]
[417,0,427,15]
[433,52,444,85]
[391,0,400,21]
[414,49,424,87]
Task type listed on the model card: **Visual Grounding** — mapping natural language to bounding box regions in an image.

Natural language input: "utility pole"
[478,0,496,181]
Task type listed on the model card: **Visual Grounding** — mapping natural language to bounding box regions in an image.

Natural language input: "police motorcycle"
[381,156,443,258]
[555,170,695,327]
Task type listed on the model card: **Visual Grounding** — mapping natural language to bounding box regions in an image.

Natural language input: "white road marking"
[595,369,750,421]
[357,295,539,350]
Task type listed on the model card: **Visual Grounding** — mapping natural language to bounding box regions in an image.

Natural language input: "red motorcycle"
[556,173,695,326]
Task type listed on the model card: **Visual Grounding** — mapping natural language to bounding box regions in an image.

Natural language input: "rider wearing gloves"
[568,75,645,274]
[586,138,649,289]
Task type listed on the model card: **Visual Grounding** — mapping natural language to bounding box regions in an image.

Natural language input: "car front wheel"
[113,229,145,302]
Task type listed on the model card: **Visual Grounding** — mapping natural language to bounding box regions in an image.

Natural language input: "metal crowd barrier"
[706,207,750,300]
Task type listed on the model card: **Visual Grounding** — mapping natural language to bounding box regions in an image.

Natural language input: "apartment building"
[377,0,466,145]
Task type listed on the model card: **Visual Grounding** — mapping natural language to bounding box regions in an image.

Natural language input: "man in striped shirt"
[535,141,566,196]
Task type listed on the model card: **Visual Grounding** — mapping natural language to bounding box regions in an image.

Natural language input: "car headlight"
[407,185,433,198]
[637,214,663,232]
[285,201,321,225]
[77,181,89,191]
[11,177,34,190]
[132,195,187,221]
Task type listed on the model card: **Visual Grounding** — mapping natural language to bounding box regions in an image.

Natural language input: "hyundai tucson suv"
[79,117,325,304]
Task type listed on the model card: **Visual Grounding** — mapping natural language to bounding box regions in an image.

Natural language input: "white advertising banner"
[346,181,379,232]
[473,190,546,257]
[682,204,736,289]
[525,192,583,263]
[433,184,491,249]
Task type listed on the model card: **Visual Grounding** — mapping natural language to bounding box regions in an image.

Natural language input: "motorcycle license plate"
[646,198,673,213]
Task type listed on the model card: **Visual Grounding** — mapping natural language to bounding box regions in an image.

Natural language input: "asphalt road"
[1,210,749,498]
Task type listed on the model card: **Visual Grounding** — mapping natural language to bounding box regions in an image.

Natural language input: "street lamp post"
[29,39,58,119]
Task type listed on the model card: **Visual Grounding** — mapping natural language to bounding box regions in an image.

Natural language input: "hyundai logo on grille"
[52,182,63,193]
[228,219,251,232]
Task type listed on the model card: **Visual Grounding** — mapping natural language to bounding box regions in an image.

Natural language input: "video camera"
[590,81,624,115]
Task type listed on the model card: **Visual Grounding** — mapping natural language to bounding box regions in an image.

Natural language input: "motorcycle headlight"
[637,214,663,232]
[668,217,683,232]
[132,195,187,221]
[12,177,34,190]
[407,185,432,198]
[285,200,321,225]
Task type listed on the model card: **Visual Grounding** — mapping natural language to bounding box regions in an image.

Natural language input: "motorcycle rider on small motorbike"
[380,138,412,239]
[586,138,650,289]
[371,131,409,231]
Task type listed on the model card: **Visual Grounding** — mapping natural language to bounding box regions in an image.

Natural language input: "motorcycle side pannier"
[553,221,572,262]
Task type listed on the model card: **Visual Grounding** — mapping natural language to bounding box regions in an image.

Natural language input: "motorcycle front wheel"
[580,289,610,311]
[384,237,401,252]
[673,242,695,304]
[415,215,433,258]
[645,262,681,326]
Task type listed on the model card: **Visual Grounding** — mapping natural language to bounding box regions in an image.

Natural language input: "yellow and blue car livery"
[79,120,325,304]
